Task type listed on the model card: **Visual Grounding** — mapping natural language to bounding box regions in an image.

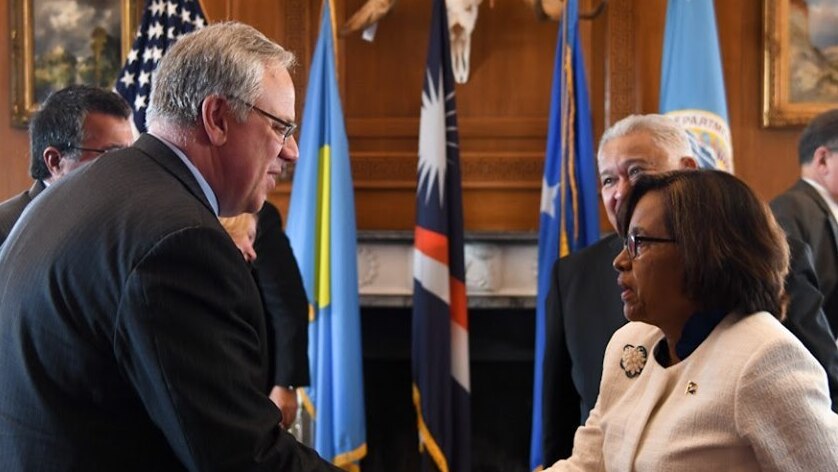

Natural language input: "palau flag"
[529,0,599,470]
[659,0,733,171]
[115,0,207,133]
[411,0,470,470]
[285,1,367,469]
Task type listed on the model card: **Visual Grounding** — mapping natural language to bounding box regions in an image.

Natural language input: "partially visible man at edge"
[771,109,838,336]
[542,114,838,464]
[0,85,133,246]
[0,22,339,471]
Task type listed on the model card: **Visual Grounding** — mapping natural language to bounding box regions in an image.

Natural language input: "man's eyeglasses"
[624,233,677,260]
[231,97,297,144]
[68,145,125,155]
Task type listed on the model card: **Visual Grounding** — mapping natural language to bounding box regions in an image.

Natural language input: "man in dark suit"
[0,85,133,246]
[255,201,310,429]
[542,114,838,465]
[771,109,838,335]
[0,23,338,471]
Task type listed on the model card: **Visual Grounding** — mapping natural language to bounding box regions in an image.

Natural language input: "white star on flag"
[115,0,207,133]
[134,94,147,110]
[138,71,151,87]
[540,177,559,218]
[148,22,164,40]
[120,72,135,87]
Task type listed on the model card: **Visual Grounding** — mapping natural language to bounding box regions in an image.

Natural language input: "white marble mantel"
[357,231,538,308]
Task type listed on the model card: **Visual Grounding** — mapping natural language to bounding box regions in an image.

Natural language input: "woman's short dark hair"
[617,170,790,320]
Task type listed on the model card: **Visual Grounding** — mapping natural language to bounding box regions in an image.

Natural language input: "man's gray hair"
[146,21,296,129]
[598,114,693,161]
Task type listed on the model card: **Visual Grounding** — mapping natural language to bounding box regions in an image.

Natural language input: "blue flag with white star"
[530,0,599,470]
[116,0,207,132]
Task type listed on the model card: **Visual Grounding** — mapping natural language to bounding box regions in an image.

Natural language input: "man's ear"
[679,156,699,170]
[201,95,230,146]
[812,145,831,171]
[43,147,63,178]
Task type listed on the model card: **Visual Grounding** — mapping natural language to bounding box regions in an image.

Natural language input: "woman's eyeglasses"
[624,233,677,259]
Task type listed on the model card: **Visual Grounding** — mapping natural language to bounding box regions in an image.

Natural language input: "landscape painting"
[10,0,136,126]
[764,0,838,126]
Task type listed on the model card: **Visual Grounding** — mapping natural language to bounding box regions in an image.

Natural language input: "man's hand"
[269,385,298,429]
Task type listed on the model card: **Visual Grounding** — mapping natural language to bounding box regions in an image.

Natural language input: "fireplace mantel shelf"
[357,231,538,308]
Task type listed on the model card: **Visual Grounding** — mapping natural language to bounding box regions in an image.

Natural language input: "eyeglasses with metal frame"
[68,145,126,155]
[231,97,297,144]
[624,233,677,259]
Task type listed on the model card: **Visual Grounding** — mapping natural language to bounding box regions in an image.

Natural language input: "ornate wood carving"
[605,0,636,127]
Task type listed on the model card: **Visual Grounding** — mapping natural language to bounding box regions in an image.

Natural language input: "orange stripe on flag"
[449,277,467,329]
[415,226,449,265]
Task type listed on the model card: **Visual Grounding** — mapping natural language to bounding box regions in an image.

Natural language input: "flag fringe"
[334,443,367,469]
[412,384,449,472]
[299,387,316,419]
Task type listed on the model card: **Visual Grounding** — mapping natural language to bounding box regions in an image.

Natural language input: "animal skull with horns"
[446,0,482,84]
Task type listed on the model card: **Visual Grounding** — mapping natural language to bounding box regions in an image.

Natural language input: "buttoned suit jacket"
[254,201,310,389]
[541,233,838,465]
[771,179,838,334]
[0,134,337,471]
[0,179,46,247]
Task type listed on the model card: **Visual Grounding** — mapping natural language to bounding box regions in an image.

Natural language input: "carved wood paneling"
[605,0,636,126]
[0,0,811,233]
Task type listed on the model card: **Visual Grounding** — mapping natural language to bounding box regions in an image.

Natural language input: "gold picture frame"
[9,0,137,127]
[763,0,838,127]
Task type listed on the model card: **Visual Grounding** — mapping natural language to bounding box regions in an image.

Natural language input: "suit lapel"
[796,179,838,259]
[132,134,216,215]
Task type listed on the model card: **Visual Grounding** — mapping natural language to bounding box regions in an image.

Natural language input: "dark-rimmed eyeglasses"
[230,97,297,144]
[68,145,126,155]
[624,233,677,259]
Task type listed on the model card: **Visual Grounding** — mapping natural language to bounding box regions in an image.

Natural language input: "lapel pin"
[686,381,698,395]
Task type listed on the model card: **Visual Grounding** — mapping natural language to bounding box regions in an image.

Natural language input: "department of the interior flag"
[659,0,732,171]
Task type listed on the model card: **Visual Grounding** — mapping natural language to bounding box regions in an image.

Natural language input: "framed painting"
[9,0,138,127]
[763,0,838,127]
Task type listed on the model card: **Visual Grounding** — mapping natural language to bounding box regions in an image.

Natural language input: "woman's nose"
[613,245,630,272]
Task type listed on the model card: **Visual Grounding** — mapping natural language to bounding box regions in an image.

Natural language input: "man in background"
[0,22,338,471]
[542,114,838,464]
[771,109,838,336]
[0,85,133,246]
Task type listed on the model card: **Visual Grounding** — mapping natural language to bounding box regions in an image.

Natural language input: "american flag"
[115,0,207,133]
[411,0,470,470]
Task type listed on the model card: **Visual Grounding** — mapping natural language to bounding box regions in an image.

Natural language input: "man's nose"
[280,135,299,163]
[614,178,630,202]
